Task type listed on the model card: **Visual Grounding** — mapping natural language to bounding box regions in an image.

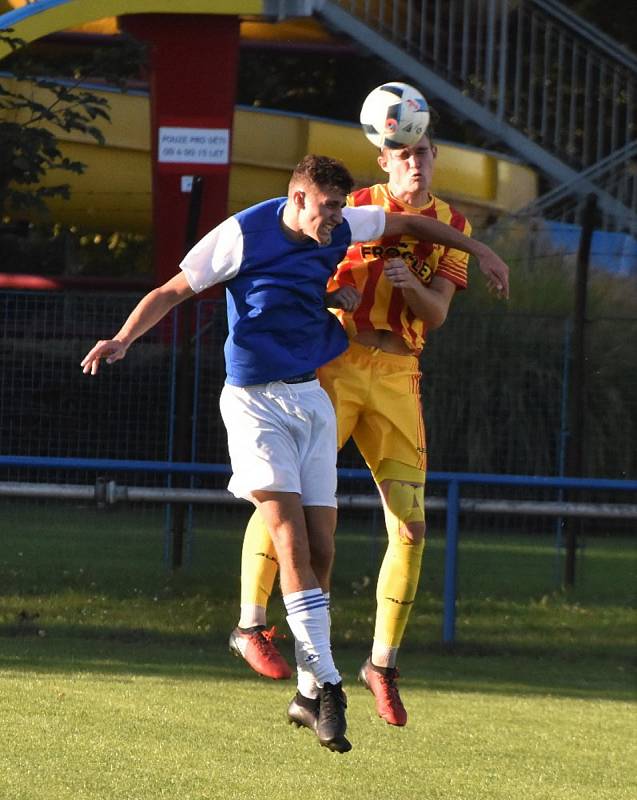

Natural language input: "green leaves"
[0,30,117,215]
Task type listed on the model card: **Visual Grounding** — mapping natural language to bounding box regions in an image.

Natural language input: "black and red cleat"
[358,657,407,727]
[228,625,292,680]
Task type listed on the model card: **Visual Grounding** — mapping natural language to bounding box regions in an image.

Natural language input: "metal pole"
[169,175,204,570]
[442,479,461,646]
[564,193,598,587]
[554,318,571,586]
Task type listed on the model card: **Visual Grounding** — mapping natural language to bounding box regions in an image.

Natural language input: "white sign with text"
[158,127,229,165]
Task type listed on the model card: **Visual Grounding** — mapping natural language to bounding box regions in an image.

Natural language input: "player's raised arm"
[81,272,195,376]
[383,211,510,298]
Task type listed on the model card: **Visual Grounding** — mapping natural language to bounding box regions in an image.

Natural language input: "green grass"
[1,502,635,800]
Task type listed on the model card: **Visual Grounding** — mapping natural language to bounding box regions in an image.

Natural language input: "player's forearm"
[401,284,449,329]
[403,214,481,256]
[386,212,509,297]
[114,283,191,347]
[385,211,480,257]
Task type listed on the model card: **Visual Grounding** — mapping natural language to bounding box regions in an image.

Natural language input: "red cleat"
[358,657,407,726]
[229,625,292,680]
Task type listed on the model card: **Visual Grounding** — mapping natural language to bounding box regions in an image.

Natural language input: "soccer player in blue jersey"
[81,155,508,753]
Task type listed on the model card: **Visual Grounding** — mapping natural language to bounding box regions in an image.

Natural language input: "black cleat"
[317,681,352,753]
[287,692,319,732]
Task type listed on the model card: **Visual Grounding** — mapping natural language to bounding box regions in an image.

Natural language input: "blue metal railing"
[2,454,636,645]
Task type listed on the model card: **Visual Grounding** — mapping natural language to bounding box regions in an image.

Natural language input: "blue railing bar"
[2,456,636,491]
[0,455,231,475]
[426,471,637,491]
[0,0,70,29]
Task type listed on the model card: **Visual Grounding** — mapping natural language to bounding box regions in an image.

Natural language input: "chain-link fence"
[0,290,176,488]
[2,289,635,485]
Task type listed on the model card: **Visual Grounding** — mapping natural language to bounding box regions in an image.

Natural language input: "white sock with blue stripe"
[294,591,331,698]
[284,588,340,688]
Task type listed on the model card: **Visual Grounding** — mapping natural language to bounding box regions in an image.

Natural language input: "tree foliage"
[237,50,395,122]
[0,31,144,217]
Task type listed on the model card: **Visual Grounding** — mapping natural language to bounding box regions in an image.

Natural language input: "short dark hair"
[290,154,354,195]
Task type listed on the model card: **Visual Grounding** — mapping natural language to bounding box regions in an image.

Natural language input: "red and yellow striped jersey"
[328,184,471,354]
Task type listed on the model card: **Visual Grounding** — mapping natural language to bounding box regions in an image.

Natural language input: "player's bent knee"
[400,520,426,545]
[380,480,425,544]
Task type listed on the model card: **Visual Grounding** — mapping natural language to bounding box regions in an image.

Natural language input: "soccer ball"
[359,82,430,149]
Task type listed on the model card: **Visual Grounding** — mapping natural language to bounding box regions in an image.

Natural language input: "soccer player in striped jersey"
[82,153,507,752]
[232,129,509,729]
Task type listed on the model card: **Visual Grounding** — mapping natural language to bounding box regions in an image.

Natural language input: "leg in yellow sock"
[372,461,426,667]
[239,505,334,624]
[229,510,291,680]
[358,461,425,726]
[239,509,279,627]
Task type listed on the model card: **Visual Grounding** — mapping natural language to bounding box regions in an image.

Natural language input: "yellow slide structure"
[1,1,538,233]
[2,78,538,234]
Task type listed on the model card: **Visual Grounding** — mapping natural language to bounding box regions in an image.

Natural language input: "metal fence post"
[163,309,180,570]
[167,175,204,570]
[564,193,598,587]
[442,478,461,646]
[554,317,571,585]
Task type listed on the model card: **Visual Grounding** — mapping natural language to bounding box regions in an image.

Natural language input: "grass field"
[1,502,635,800]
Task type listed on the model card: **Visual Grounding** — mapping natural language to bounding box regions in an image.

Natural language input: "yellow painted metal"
[1,1,537,232]
[3,80,538,232]
[1,1,120,35]
[1,3,337,41]
[240,19,338,43]
[0,0,263,57]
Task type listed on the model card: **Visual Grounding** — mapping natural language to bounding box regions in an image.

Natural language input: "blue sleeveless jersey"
[224,198,351,386]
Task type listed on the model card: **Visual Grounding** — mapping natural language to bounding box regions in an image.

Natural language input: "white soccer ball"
[359,82,430,149]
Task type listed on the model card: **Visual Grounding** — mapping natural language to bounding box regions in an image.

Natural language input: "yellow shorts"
[318,340,426,482]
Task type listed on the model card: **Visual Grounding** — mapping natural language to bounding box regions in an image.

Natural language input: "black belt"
[281,371,317,384]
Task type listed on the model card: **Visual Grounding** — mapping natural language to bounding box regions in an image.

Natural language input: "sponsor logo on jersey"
[360,242,434,282]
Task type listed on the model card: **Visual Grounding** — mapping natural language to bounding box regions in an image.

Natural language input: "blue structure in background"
[2,455,636,646]
[544,222,637,275]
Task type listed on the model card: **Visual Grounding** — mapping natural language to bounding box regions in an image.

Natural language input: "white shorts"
[219,379,338,507]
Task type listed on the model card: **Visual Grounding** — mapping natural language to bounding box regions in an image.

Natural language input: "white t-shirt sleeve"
[179,216,244,293]
[342,205,386,243]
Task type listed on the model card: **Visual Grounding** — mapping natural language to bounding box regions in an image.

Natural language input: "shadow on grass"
[1,623,634,704]
[2,504,634,704]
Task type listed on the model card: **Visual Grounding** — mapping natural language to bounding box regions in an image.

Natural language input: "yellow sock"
[372,469,426,650]
[240,510,278,609]
[374,537,424,648]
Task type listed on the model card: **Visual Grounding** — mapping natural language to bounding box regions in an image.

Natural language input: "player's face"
[378,135,437,197]
[296,184,347,245]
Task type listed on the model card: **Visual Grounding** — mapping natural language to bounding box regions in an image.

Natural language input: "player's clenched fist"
[81,339,129,375]
[325,286,362,312]
[383,257,419,290]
